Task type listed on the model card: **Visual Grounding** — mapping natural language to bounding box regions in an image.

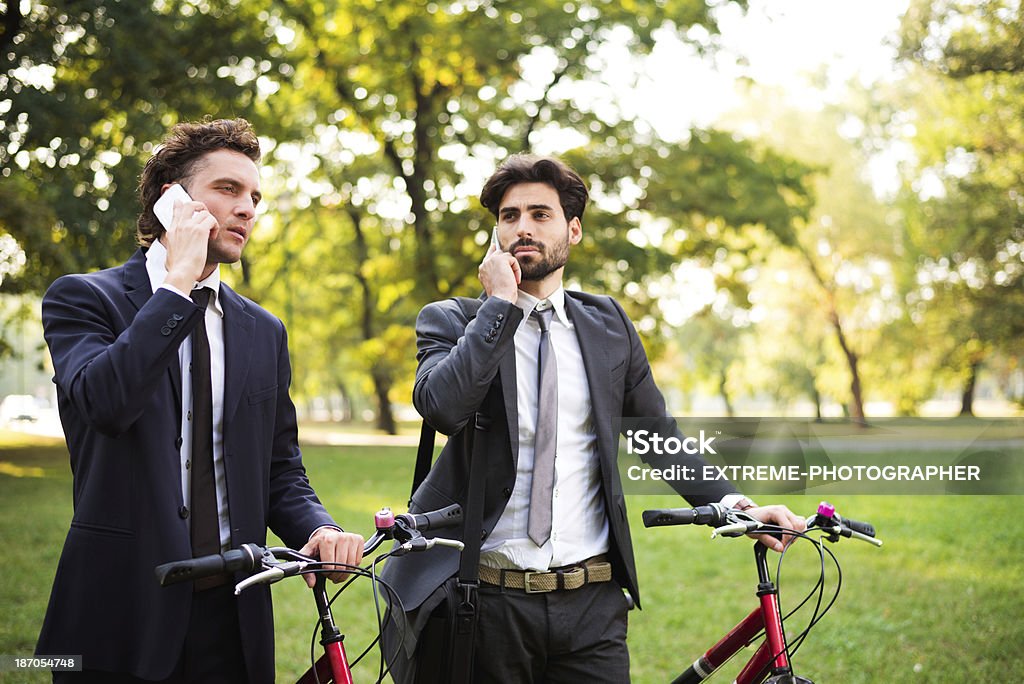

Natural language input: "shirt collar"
[513,285,570,327]
[145,239,224,317]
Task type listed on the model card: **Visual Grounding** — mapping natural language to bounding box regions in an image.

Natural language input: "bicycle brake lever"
[712,521,761,538]
[394,537,465,555]
[233,561,308,594]
[235,566,286,594]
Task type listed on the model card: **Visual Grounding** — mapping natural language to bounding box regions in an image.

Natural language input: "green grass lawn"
[2,431,1022,682]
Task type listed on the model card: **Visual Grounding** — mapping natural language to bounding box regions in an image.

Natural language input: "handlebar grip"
[155,544,263,587]
[643,503,727,528]
[407,504,464,531]
[642,508,696,527]
[841,517,876,538]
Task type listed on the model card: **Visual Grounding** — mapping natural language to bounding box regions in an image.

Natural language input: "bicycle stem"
[311,574,353,684]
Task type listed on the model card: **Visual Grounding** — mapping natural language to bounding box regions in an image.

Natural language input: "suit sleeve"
[613,298,738,505]
[42,273,200,437]
[412,297,523,436]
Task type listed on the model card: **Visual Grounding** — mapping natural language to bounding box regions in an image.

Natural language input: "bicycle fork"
[673,544,811,684]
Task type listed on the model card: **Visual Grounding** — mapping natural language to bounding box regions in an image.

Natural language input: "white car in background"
[0,394,41,426]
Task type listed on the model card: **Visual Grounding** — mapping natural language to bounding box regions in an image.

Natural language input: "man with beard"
[383,154,802,683]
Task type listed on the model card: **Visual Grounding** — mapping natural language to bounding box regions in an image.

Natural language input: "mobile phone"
[153,184,193,231]
[491,226,502,252]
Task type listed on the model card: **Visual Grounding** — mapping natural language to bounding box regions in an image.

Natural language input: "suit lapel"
[499,342,519,458]
[565,294,616,467]
[123,249,183,407]
[219,284,255,426]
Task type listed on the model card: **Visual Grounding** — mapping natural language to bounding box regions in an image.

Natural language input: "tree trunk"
[796,245,867,425]
[719,369,735,418]
[335,381,352,423]
[811,385,823,422]
[372,369,397,434]
[959,359,981,416]
[831,312,866,424]
[349,207,398,435]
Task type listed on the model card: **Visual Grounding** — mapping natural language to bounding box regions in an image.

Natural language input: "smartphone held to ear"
[153,184,193,231]
[491,226,502,252]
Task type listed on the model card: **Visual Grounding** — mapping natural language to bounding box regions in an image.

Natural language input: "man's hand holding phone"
[155,184,218,291]
[478,226,521,303]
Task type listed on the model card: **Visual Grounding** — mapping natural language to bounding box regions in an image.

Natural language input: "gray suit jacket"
[381,290,736,619]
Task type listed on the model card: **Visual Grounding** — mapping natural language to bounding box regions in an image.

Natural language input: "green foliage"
[893,0,1024,410]
[0,0,294,290]
[2,0,814,423]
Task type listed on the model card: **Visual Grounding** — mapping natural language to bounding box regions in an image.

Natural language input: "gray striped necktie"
[528,306,558,546]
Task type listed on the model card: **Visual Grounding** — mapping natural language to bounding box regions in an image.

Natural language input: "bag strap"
[410,420,436,504]
[408,296,484,503]
[457,413,488,582]
[410,297,488,684]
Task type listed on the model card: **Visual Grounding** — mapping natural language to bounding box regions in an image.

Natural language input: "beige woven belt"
[478,556,612,594]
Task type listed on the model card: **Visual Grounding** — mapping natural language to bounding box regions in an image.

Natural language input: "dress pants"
[472,579,631,684]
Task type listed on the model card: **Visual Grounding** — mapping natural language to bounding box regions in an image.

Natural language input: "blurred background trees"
[2,0,1021,429]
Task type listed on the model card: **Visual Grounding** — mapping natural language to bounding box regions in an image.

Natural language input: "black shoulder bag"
[407,415,487,684]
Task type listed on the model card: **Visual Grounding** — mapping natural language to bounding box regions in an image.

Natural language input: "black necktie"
[189,287,220,568]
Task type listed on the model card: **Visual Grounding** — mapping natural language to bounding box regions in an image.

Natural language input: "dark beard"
[514,235,570,282]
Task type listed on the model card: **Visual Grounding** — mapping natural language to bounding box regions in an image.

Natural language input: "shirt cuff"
[159,282,191,300]
[720,494,756,511]
[307,524,343,542]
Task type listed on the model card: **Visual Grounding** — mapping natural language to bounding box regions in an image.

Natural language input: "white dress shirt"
[481,286,611,571]
[145,241,231,551]
[479,286,751,572]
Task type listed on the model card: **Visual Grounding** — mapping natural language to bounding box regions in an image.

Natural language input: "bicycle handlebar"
[401,503,463,531]
[815,500,874,537]
[642,500,882,547]
[155,504,466,589]
[155,543,266,587]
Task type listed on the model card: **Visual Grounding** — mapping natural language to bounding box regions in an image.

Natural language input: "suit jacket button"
[161,326,172,335]
[480,530,487,540]
[502,487,512,498]
[179,506,189,519]
[497,313,505,321]
[175,437,183,448]
[172,313,184,321]
[167,319,178,328]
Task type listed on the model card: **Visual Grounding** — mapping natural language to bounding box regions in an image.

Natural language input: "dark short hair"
[136,118,261,247]
[479,153,589,222]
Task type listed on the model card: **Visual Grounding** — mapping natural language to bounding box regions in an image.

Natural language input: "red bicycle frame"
[674,543,810,684]
[295,575,354,684]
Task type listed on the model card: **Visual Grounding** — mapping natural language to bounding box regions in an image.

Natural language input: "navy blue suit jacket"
[36,248,335,681]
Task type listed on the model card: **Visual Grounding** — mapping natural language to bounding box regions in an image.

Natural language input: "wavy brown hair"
[136,118,261,247]
[479,154,589,222]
